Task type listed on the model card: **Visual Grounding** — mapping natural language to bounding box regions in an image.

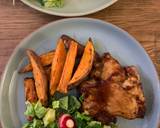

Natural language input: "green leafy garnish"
[74,111,92,128]
[47,122,58,128]
[22,119,43,128]
[23,95,118,128]
[68,96,81,113]
[42,0,64,8]
[86,121,102,128]
[59,96,69,110]
[74,112,92,122]
[43,108,56,126]
[34,101,47,119]
[52,96,81,113]
[37,0,44,5]
[32,119,43,128]
[22,122,32,128]
[24,101,35,117]
[79,95,84,103]
[52,100,60,109]
[75,118,87,128]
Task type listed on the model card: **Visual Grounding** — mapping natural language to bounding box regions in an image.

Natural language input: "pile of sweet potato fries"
[19,35,95,106]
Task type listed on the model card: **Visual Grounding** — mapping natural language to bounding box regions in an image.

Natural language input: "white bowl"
[21,0,118,16]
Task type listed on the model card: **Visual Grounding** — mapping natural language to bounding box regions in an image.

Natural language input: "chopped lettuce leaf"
[59,96,69,110]
[86,121,102,128]
[74,112,106,128]
[52,95,81,113]
[89,121,102,125]
[76,118,87,128]
[37,0,44,5]
[42,0,64,8]
[22,122,32,128]
[34,101,47,119]
[74,112,92,121]
[74,111,92,128]
[68,96,81,113]
[43,108,56,126]
[79,95,84,103]
[52,96,68,110]
[55,108,68,119]
[32,119,43,128]
[22,119,43,128]
[47,122,58,128]
[52,100,60,109]
[24,101,35,117]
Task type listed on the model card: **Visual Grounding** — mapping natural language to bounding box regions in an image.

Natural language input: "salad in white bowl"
[37,0,64,8]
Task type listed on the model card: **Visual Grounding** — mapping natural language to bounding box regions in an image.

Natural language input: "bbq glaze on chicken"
[90,53,126,82]
[81,53,145,124]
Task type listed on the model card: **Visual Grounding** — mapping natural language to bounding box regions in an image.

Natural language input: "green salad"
[37,0,64,8]
[23,94,117,128]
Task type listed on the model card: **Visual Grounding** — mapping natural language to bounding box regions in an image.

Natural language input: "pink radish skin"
[59,114,76,128]
[26,116,33,122]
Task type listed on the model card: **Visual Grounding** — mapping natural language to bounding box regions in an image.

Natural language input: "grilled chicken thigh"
[81,53,145,124]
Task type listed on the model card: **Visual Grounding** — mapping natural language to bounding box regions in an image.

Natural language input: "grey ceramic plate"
[0,18,160,128]
[21,0,118,16]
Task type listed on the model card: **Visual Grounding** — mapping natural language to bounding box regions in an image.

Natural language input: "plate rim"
[20,0,118,17]
[0,18,160,128]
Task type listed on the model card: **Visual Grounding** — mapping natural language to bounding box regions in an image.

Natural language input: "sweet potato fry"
[50,39,67,96]
[69,38,95,86]
[57,40,78,93]
[19,50,55,73]
[27,49,48,106]
[61,35,84,57]
[24,78,38,103]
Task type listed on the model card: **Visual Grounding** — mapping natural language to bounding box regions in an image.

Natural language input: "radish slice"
[59,114,76,128]
[66,119,74,128]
